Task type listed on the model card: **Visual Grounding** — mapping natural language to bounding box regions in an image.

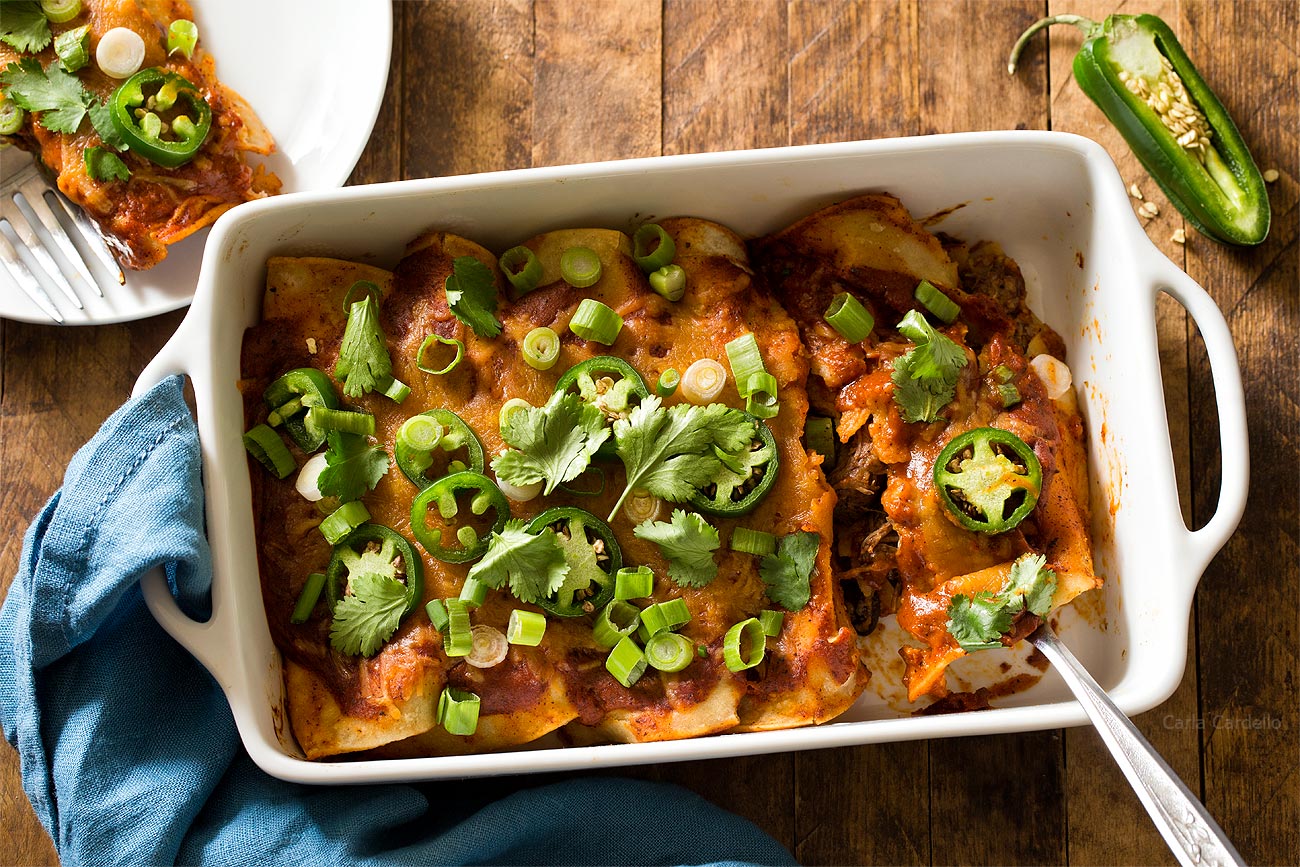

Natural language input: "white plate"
[0,0,391,326]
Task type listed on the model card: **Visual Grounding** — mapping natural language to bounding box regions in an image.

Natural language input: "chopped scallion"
[803,416,836,462]
[731,527,777,557]
[605,636,648,688]
[40,0,81,23]
[615,565,654,600]
[438,687,481,735]
[649,264,686,301]
[914,280,960,325]
[743,372,779,419]
[680,358,726,404]
[992,364,1016,384]
[569,299,623,345]
[592,600,641,649]
[381,376,410,404]
[417,334,464,376]
[307,406,375,437]
[167,18,198,58]
[426,598,450,631]
[398,414,444,453]
[560,246,602,288]
[507,609,547,646]
[290,572,326,624]
[725,333,766,395]
[242,424,294,479]
[824,292,875,343]
[341,280,381,310]
[444,599,472,657]
[500,245,543,295]
[499,397,532,431]
[319,500,370,545]
[458,575,488,607]
[637,597,690,642]
[998,383,1022,408]
[54,25,90,72]
[656,368,680,397]
[522,326,561,370]
[466,624,508,669]
[645,632,694,672]
[723,617,766,672]
[632,223,676,273]
[758,609,785,637]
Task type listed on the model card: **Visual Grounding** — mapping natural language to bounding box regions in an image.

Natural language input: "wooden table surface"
[2,2,1296,864]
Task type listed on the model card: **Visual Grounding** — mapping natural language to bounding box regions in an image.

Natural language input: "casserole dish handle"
[131,327,238,684]
[1149,261,1249,581]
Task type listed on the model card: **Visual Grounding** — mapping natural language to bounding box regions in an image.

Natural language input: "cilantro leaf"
[945,592,1011,652]
[88,98,127,150]
[84,146,129,182]
[708,438,775,503]
[0,58,92,133]
[758,530,820,611]
[944,553,1058,652]
[317,431,389,503]
[633,509,720,588]
[329,571,409,657]
[0,2,51,53]
[890,309,968,423]
[334,294,393,398]
[491,391,610,495]
[608,395,754,520]
[466,519,569,604]
[445,255,501,338]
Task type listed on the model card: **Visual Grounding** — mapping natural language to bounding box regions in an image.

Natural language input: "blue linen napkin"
[0,376,795,867]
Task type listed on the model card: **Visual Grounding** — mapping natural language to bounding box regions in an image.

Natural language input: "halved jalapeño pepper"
[108,68,213,169]
[526,507,621,617]
[688,413,778,518]
[325,524,423,618]
[411,471,509,563]
[1009,14,1269,246]
[263,368,340,452]
[395,409,486,490]
[933,427,1042,534]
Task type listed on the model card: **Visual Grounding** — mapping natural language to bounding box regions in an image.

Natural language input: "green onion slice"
[167,18,198,58]
[680,358,726,404]
[726,333,766,396]
[522,326,561,370]
[381,376,410,404]
[637,597,690,643]
[645,632,694,673]
[417,334,464,376]
[731,527,777,557]
[498,397,532,431]
[758,609,785,637]
[998,383,1022,409]
[398,414,444,454]
[54,25,90,72]
[426,598,450,631]
[466,625,508,669]
[290,572,326,624]
[458,576,489,607]
[824,292,875,343]
[319,500,370,545]
[592,600,641,649]
[569,299,623,345]
[341,280,381,311]
[803,416,836,462]
[0,98,25,136]
[438,687,481,736]
[914,280,961,325]
[307,406,375,437]
[656,368,680,397]
[444,599,472,657]
[507,609,547,646]
[500,245,543,295]
[743,372,779,420]
[992,364,1016,384]
[632,224,676,273]
[614,565,654,601]
[605,636,648,688]
[242,424,295,479]
[560,246,602,289]
[723,617,766,672]
[40,0,81,23]
[648,264,686,301]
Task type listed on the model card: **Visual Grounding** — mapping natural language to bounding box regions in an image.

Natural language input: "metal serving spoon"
[1028,623,1244,867]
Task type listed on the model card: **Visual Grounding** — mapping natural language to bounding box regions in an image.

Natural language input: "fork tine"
[0,225,64,324]
[0,197,83,310]
[18,178,102,297]
[49,190,125,285]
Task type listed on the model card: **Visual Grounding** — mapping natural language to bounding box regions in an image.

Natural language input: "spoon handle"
[1029,623,1244,867]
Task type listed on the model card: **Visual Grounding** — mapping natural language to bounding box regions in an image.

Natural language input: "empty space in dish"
[182,133,1200,780]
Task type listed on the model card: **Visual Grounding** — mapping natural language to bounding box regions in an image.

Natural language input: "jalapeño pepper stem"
[1007,15,1097,75]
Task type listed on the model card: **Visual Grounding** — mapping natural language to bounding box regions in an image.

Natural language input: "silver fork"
[1,147,124,324]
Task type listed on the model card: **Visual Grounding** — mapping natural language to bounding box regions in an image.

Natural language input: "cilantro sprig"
[491,391,609,495]
[445,255,502,338]
[1,57,92,134]
[607,395,754,520]
[890,309,968,423]
[317,431,389,503]
[334,294,393,398]
[945,553,1058,652]
[758,530,820,611]
[465,519,569,604]
[329,571,409,657]
[634,510,720,588]
[0,2,51,53]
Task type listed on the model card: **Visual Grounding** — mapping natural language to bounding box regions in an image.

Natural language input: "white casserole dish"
[133,131,1248,784]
